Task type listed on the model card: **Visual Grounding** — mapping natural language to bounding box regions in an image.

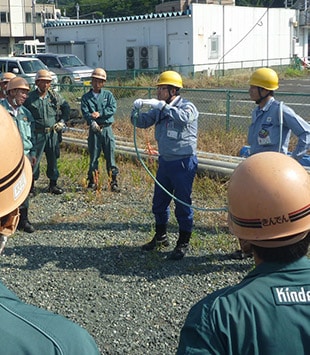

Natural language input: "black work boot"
[29,178,36,197]
[48,180,64,195]
[18,207,35,233]
[170,231,191,260]
[141,224,169,251]
[110,175,120,192]
[87,180,97,189]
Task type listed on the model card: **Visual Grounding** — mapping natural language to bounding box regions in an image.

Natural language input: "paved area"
[279,77,310,93]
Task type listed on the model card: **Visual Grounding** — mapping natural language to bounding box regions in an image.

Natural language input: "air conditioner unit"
[126,46,139,70]
[139,45,159,69]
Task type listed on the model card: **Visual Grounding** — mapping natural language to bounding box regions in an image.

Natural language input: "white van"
[0,57,58,89]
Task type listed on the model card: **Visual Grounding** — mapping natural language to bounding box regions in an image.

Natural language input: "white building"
[43,3,307,75]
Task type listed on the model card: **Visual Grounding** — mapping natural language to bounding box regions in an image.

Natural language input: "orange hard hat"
[6,77,30,92]
[35,69,52,81]
[228,152,310,246]
[92,68,107,80]
[0,106,32,217]
[0,72,16,83]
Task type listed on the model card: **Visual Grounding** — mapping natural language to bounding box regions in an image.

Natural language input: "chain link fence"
[63,84,310,156]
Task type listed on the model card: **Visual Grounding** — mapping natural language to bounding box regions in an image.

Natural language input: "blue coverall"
[131,95,199,233]
[248,97,310,160]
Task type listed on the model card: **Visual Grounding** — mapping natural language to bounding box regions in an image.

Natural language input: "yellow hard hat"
[6,77,30,92]
[92,68,107,80]
[228,152,310,246]
[249,68,279,91]
[35,69,52,81]
[0,72,16,83]
[0,106,32,217]
[156,71,183,88]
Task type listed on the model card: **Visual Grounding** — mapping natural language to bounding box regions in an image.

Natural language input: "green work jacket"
[81,88,117,126]
[24,89,70,130]
[0,280,100,354]
[1,100,36,157]
[177,257,310,354]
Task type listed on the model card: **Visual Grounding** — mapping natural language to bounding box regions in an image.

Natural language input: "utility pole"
[32,0,36,40]
[76,3,80,20]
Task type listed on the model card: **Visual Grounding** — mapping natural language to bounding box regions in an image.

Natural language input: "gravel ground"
[0,160,253,355]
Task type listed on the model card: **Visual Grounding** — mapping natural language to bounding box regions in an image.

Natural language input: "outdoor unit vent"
[126,46,139,70]
[139,45,159,69]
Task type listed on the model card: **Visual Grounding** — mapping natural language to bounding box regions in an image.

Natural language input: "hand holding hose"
[133,98,166,110]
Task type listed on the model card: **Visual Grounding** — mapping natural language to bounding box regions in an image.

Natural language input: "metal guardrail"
[61,129,310,177]
[61,133,246,177]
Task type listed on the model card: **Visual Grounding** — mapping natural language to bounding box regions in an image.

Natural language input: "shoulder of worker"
[81,89,94,101]
[25,89,39,101]
[20,105,35,121]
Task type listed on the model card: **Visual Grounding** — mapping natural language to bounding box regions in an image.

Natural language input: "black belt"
[35,127,52,133]
[98,123,111,129]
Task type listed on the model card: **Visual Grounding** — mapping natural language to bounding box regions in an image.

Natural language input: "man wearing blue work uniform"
[0,107,100,354]
[81,68,119,192]
[248,67,310,160]
[131,70,199,260]
[178,152,310,354]
[233,67,310,260]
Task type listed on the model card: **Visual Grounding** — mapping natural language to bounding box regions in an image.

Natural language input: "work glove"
[53,120,66,133]
[133,99,143,109]
[142,99,166,110]
[91,120,101,133]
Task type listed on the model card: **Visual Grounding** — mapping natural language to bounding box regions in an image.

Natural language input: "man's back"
[0,281,100,354]
[178,257,310,354]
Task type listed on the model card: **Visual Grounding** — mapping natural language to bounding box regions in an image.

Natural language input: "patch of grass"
[283,67,307,77]
[198,127,246,155]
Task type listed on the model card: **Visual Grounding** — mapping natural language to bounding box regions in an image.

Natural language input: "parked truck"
[13,40,46,56]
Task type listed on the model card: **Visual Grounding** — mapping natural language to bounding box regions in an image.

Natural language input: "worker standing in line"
[0,72,16,100]
[178,152,310,354]
[24,69,70,195]
[248,67,310,159]
[0,105,100,354]
[131,70,199,260]
[1,77,36,234]
[81,68,120,192]
[232,67,310,259]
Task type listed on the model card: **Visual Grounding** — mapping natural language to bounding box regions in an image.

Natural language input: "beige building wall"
[0,0,56,56]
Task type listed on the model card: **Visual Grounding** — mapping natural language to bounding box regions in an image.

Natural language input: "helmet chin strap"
[165,88,173,103]
[166,86,180,103]
[255,87,271,104]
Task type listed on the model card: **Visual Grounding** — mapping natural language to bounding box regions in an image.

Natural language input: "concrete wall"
[0,0,56,55]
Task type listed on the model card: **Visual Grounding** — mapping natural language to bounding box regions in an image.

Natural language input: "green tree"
[37,0,159,19]
[37,0,287,19]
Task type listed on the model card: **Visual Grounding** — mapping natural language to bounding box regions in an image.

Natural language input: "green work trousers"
[87,125,118,182]
[33,130,60,181]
